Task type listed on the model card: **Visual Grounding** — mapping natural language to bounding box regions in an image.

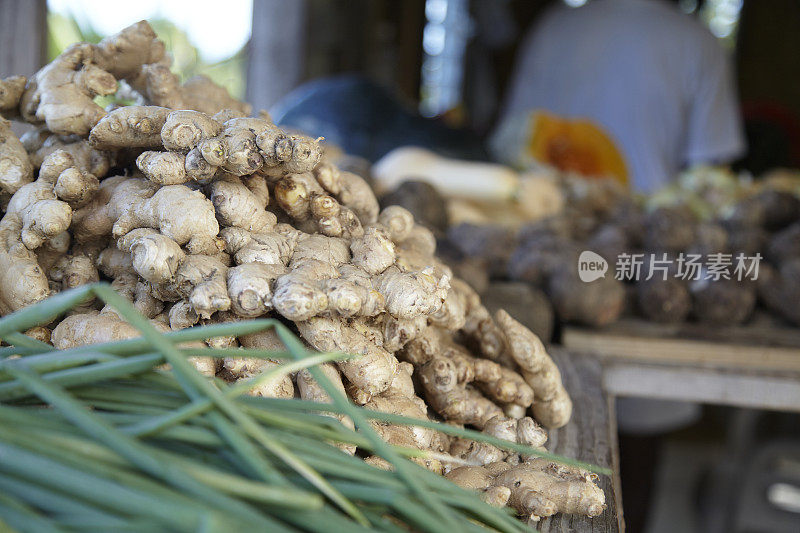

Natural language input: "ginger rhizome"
[0,20,597,522]
[446,458,606,521]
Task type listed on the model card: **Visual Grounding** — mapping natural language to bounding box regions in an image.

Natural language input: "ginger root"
[0,118,34,195]
[496,310,572,429]
[447,459,605,520]
[21,22,165,135]
[0,21,588,524]
[0,75,26,115]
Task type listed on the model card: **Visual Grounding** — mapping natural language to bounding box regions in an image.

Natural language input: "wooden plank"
[0,0,47,78]
[246,0,307,112]
[394,0,425,102]
[538,349,623,532]
[572,316,800,349]
[562,328,800,373]
[603,363,800,412]
[606,394,625,533]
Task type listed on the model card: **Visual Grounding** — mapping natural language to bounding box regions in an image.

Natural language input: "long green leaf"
[3,363,273,530]
[92,284,369,527]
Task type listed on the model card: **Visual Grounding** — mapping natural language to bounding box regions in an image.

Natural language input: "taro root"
[380,180,448,233]
[726,226,767,256]
[758,259,800,326]
[587,223,630,264]
[446,223,516,278]
[759,190,800,230]
[725,195,767,229]
[689,222,728,256]
[607,199,646,247]
[481,281,555,342]
[517,215,574,244]
[507,235,581,286]
[636,277,691,324]
[689,277,756,326]
[546,268,626,327]
[767,222,800,264]
[725,190,800,231]
[644,206,697,253]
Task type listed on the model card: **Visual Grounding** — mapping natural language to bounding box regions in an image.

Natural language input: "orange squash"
[527,111,629,186]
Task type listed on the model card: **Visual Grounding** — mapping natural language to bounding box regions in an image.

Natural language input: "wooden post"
[0,0,47,77]
[247,0,307,112]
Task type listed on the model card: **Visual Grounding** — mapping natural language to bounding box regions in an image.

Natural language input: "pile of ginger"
[0,21,604,522]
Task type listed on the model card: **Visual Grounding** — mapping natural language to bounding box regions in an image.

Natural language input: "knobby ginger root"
[52,310,142,349]
[221,357,295,399]
[359,361,447,472]
[296,362,357,455]
[161,109,222,152]
[0,118,34,195]
[149,254,231,319]
[49,253,99,294]
[111,184,220,255]
[71,176,159,244]
[419,356,504,428]
[0,76,26,115]
[137,64,251,117]
[117,112,324,186]
[257,127,322,176]
[226,262,285,317]
[2,150,98,256]
[448,414,548,468]
[89,106,171,150]
[0,21,589,522]
[209,177,278,232]
[453,278,516,368]
[117,228,185,286]
[136,151,188,185]
[21,22,166,135]
[23,326,52,345]
[446,458,605,521]
[242,328,356,452]
[21,128,114,178]
[495,310,572,429]
[0,238,50,313]
[297,315,399,398]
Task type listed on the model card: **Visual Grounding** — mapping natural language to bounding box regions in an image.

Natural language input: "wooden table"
[538,349,624,533]
[549,318,800,532]
[562,318,800,413]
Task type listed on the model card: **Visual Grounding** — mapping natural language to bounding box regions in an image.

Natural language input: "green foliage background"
[47,12,247,99]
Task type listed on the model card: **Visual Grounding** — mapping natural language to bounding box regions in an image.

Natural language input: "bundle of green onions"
[0,283,605,532]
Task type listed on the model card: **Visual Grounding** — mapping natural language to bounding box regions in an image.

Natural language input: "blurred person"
[492,0,746,192]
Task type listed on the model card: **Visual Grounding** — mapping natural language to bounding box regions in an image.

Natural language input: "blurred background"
[4,0,800,531]
[36,0,800,178]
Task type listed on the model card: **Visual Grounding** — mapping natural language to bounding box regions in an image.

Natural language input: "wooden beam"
[0,0,47,77]
[568,317,800,349]
[563,327,800,373]
[247,0,307,112]
[538,350,623,532]
[603,363,800,412]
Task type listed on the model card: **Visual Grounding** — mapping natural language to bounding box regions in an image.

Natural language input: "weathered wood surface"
[566,315,800,349]
[538,349,624,533]
[564,317,800,411]
[563,320,800,374]
[247,0,307,112]
[603,362,800,413]
[0,0,46,78]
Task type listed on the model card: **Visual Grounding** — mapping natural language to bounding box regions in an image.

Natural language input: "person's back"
[494,0,745,191]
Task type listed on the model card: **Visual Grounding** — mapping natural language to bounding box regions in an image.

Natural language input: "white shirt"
[493,0,746,192]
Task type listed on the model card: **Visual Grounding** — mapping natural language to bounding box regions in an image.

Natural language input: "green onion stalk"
[0,283,607,532]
